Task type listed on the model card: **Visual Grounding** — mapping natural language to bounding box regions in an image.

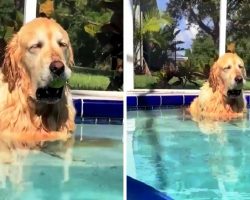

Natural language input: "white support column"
[219,0,227,56]
[24,0,37,24]
[124,0,134,91]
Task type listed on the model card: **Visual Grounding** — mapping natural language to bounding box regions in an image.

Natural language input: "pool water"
[0,124,123,200]
[128,108,250,200]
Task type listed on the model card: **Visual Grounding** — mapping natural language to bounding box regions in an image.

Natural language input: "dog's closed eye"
[223,65,231,71]
[58,41,68,48]
[29,42,43,52]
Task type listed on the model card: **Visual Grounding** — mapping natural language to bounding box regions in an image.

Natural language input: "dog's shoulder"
[198,82,213,104]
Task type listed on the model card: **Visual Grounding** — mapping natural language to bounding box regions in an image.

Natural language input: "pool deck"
[72,90,123,100]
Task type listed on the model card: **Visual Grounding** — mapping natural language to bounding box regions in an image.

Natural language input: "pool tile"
[128,107,138,111]
[96,118,110,124]
[110,118,123,125]
[246,95,250,106]
[152,106,162,110]
[162,95,183,106]
[83,100,123,118]
[137,96,161,107]
[127,96,137,107]
[184,95,197,105]
[73,99,82,117]
[75,116,82,124]
[82,117,96,124]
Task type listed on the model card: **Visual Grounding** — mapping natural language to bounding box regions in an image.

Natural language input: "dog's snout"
[235,75,243,84]
[49,61,65,76]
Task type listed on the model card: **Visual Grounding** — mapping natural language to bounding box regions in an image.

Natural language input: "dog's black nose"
[49,61,65,76]
[235,75,243,84]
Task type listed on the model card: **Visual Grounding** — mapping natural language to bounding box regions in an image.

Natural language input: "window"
[133,0,220,90]
[1,0,123,91]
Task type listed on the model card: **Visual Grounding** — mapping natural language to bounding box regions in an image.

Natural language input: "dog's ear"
[208,62,220,92]
[2,35,21,92]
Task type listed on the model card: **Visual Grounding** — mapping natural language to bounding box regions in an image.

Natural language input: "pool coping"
[72,90,123,100]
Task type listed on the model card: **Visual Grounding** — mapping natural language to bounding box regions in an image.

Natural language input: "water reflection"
[0,133,74,189]
[131,109,250,199]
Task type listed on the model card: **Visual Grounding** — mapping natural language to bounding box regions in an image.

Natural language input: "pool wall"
[73,98,123,124]
[127,91,250,109]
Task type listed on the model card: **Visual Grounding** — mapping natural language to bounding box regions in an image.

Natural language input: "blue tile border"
[246,96,250,106]
[127,94,250,109]
[83,101,123,118]
[73,99,82,117]
[138,96,161,107]
[72,94,250,121]
[162,95,183,106]
[127,96,137,107]
[184,95,197,105]
[73,99,123,124]
[75,117,123,125]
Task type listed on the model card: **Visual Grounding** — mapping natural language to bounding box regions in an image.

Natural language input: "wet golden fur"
[189,53,247,121]
[0,18,75,141]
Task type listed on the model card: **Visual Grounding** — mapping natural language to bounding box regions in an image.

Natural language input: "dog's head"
[209,53,246,99]
[2,17,74,103]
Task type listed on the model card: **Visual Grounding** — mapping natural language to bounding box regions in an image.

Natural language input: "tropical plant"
[185,33,217,72]
[145,25,184,71]
[0,0,23,65]
[84,0,123,91]
[133,8,172,70]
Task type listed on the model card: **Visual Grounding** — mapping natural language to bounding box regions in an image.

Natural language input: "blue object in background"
[127,176,173,200]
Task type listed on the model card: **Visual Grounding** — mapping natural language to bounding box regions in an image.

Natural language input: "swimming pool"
[128,107,250,200]
[0,123,123,200]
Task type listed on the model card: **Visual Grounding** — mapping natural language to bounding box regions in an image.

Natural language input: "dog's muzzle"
[35,61,67,103]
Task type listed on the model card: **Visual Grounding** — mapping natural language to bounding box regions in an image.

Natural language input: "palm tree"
[133,2,172,75]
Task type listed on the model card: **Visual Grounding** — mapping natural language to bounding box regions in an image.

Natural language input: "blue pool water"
[128,108,250,200]
[0,124,123,200]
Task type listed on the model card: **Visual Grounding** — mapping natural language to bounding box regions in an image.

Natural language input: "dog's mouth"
[36,86,64,104]
[227,89,242,98]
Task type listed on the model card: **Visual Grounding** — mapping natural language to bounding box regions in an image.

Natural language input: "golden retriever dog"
[0,18,75,141]
[189,53,247,121]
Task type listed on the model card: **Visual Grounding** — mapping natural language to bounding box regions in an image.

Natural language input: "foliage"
[0,0,23,65]
[235,37,250,73]
[48,0,114,67]
[95,0,123,62]
[0,0,23,40]
[226,1,250,41]
[166,0,250,45]
[144,25,184,71]
[166,0,220,45]
[135,74,206,89]
[166,0,250,75]
[134,8,171,55]
[185,33,217,71]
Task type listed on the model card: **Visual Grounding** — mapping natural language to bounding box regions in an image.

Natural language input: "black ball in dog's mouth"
[36,86,64,103]
[227,89,242,98]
